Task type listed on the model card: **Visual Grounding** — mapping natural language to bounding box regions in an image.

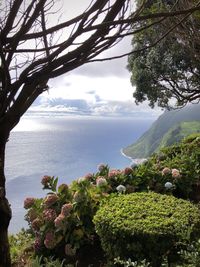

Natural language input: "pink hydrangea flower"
[54,214,65,229]
[44,232,56,249]
[43,208,57,222]
[24,197,35,209]
[108,170,120,178]
[32,218,43,231]
[65,244,76,256]
[172,168,181,179]
[161,167,171,176]
[61,203,73,217]
[34,236,42,252]
[96,177,107,187]
[84,173,93,180]
[41,175,51,186]
[43,194,58,208]
[122,167,133,175]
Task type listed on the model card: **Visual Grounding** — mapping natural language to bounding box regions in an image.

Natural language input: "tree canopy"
[128,0,200,108]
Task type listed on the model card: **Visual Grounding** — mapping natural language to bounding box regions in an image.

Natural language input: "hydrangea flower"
[34,236,42,252]
[172,168,181,179]
[43,194,58,208]
[122,167,133,175]
[162,167,171,176]
[43,208,57,222]
[61,203,73,217]
[65,244,76,256]
[96,177,107,187]
[97,163,106,172]
[24,197,35,209]
[32,218,43,231]
[44,232,56,249]
[116,185,126,193]
[84,173,93,180]
[108,170,121,179]
[164,182,173,189]
[54,214,65,229]
[41,175,51,186]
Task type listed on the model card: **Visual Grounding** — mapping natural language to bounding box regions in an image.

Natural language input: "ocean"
[5,114,154,233]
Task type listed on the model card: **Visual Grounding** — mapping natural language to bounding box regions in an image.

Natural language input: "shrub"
[24,165,141,264]
[94,192,200,267]
[134,134,200,200]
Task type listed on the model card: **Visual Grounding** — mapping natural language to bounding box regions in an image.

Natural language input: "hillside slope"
[123,104,200,158]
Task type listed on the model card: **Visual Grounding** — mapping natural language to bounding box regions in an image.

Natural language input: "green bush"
[134,134,200,199]
[94,192,200,267]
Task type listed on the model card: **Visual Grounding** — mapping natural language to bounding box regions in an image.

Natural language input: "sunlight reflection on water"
[12,118,48,132]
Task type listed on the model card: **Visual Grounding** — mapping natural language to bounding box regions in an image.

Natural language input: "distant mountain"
[123,104,200,158]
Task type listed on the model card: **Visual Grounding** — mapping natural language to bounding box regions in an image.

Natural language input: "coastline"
[120,148,148,165]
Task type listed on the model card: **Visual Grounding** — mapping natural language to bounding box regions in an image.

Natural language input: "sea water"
[5,114,154,233]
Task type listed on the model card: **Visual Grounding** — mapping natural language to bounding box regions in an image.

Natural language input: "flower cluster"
[116,184,126,193]
[43,194,58,207]
[172,168,181,179]
[96,177,107,187]
[41,175,51,187]
[24,197,35,209]
[162,167,171,176]
[108,169,121,179]
[44,232,56,249]
[43,208,57,222]
[54,214,65,229]
[97,163,107,172]
[61,203,73,217]
[65,244,76,256]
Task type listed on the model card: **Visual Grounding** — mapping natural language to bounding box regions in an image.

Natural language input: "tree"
[1,0,200,265]
[128,0,200,108]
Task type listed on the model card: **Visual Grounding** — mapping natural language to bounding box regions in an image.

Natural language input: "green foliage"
[94,192,200,267]
[114,257,150,267]
[128,0,200,108]
[23,135,200,265]
[30,256,66,267]
[151,134,200,199]
[9,229,34,264]
[24,164,147,264]
[157,121,200,149]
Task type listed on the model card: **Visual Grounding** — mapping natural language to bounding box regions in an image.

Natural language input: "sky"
[29,0,162,119]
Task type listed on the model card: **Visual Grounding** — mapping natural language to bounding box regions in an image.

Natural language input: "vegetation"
[123,104,200,158]
[2,1,200,265]
[7,134,199,266]
[128,0,200,108]
[94,192,200,267]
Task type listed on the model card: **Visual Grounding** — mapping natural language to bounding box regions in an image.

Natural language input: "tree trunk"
[0,132,12,267]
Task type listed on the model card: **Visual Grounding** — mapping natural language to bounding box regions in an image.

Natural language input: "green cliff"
[123,104,200,158]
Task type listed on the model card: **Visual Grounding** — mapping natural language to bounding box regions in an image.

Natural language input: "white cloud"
[48,72,133,103]
[31,95,162,119]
